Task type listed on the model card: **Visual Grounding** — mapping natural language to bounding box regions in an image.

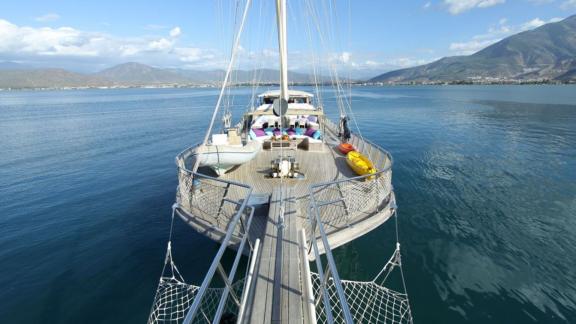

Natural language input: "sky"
[0,0,575,76]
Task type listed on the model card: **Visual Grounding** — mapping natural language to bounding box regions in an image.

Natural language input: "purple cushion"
[286,128,296,135]
[304,128,316,137]
[273,128,282,136]
[253,128,266,136]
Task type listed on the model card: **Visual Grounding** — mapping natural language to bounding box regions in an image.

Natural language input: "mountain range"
[1,15,576,89]
[370,14,576,83]
[0,62,330,89]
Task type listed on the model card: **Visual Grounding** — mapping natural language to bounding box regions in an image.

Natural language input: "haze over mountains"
[1,15,575,89]
[371,14,576,83]
[0,62,329,89]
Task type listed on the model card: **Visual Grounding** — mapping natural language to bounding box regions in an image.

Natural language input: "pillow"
[305,128,316,137]
[253,128,266,137]
[265,127,274,133]
[295,127,304,135]
[313,130,322,140]
[273,128,282,136]
[265,130,273,136]
[286,128,296,135]
[249,129,257,140]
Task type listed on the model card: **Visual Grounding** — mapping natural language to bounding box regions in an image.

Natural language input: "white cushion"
[211,134,229,145]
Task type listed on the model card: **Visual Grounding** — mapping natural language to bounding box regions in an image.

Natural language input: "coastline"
[1,80,575,92]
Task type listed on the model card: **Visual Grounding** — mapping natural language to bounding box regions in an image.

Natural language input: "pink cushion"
[287,128,296,135]
[304,128,316,137]
[273,128,282,136]
[253,128,266,136]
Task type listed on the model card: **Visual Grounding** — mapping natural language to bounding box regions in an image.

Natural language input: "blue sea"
[1,86,575,323]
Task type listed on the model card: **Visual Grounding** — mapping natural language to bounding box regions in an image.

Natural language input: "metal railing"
[304,122,395,242]
[305,121,399,323]
[181,196,257,324]
[171,143,262,324]
[307,172,408,324]
[307,186,355,324]
[173,118,402,323]
[176,144,253,241]
[323,117,392,172]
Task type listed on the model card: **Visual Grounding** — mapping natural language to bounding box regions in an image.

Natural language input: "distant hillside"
[0,62,33,70]
[371,14,576,83]
[170,68,328,84]
[0,69,107,89]
[0,62,328,89]
[95,62,190,85]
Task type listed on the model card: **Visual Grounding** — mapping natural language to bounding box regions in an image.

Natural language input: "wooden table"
[264,139,299,150]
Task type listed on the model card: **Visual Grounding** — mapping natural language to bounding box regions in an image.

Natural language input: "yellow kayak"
[346,151,377,179]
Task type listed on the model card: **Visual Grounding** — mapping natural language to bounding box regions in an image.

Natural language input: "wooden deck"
[241,187,305,323]
[174,120,396,323]
[177,119,396,258]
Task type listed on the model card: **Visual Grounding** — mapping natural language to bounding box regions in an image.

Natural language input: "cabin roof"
[258,90,314,98]
[246,108,324,116]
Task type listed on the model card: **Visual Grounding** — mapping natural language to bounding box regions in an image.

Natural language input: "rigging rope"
[198,0,252,155]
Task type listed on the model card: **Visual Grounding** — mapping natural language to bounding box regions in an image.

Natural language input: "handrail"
[299,229,317,324]
[307,132,394,243]
[182,197,254,324]
[307,188,355,324]
[236,238,261,323]
[176,143,253,230]
[174,142,256,324]
[211,205,255,324]
[184,168,252,190]
[323,117,394,172]
[305,119,396,323]
[177,117,395,324]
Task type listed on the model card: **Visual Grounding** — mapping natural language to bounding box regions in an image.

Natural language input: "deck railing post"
[212,207,254,324]
[237,238,260,323]
[299,230,317,324]
[308,188,354,324]
[182,181,253,324]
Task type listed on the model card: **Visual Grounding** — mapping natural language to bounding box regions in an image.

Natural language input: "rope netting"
[309,243,412,324]
[148,278,244,324]
[310,273,412,324]
[147,243,245,324]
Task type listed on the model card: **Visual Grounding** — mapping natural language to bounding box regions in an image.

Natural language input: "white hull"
[195,140,261,176]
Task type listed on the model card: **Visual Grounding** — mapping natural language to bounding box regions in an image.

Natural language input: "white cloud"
[148,38,174,51]
[34,13,60,22]
[423,2,432,9]
[262,49,278,57]
[0,19,217,69]
[339,52,351,64]
[444,0,505,15]
[175,47,207,62]
[449,16,564,55]
[449,39,497,54]
[345,57,435,70]
[388,57,435,68]
[560,0,576,9]
[169,27,181,37]
[521,18,546,30]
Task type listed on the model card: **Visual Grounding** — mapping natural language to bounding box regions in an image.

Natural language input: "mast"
[275,0,289,101]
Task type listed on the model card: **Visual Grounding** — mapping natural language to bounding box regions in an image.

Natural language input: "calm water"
[1,86,575,323]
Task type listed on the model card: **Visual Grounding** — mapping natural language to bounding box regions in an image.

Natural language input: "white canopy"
[258,90,314,98]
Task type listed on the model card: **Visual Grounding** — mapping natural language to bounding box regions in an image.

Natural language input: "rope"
[196,0,253,173]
